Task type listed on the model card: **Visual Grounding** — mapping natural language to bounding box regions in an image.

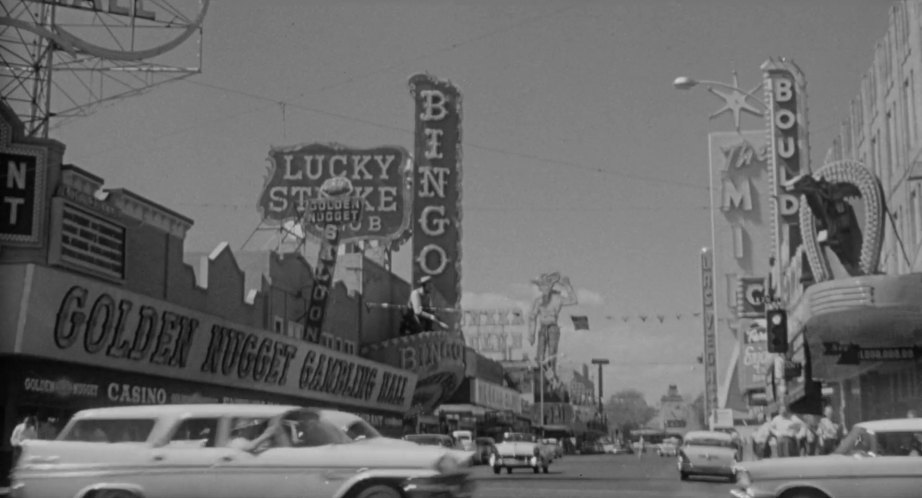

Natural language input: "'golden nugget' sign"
[409,74,462,330]
[257,143,412,245]
[1,264,416,414]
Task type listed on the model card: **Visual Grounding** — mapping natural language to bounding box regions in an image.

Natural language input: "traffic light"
[766,308,788,353]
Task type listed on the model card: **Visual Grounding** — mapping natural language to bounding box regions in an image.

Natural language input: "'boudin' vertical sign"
[410,74,462,332]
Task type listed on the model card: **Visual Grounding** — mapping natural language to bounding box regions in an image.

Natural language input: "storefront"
[769,273,922,425]
[0,262,417,473]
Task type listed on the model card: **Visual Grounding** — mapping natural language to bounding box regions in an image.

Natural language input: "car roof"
[856,418,922,432]
[683,430,732,441]
[71,404,300,420]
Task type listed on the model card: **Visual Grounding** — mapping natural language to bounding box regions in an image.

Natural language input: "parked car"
[610,443,633,455]
[11,404,475,498]
[731,417,922,498]
[491,432,552,474]
[473,437,498,465]
[678,430,739,481]
[658,440,679,457]
[452,430,474,451]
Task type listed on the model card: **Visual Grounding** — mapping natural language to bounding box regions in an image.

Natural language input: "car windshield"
[279,410,353,447]
[685,437,734,448]
[59,418,156,443]
[343,419,383,440]
[835,426,922,456]
[500,433,535,442]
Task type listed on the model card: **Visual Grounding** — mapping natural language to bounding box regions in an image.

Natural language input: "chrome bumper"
[730,487,774,498]
[496,455,539,467]
[402,473,475,498]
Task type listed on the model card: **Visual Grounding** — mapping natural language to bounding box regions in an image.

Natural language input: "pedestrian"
[817,405,844,455]
[907,409,918,418]
[752,420,771,460]
[10,415,38,463]
[637,435,645,459]
[768,405,806,457]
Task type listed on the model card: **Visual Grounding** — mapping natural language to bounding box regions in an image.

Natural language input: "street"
[470,454,736,498]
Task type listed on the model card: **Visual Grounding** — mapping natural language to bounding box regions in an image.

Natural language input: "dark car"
[402,433,456,448]
[473,437,498,465]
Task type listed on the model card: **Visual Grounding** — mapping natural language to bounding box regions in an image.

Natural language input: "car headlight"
[435,454,459,474]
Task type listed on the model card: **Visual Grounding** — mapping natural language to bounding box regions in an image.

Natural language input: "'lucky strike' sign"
[409,74,462,331]
[257,143,412,245]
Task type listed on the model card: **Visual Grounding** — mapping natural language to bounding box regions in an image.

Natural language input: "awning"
[794,273,922,382]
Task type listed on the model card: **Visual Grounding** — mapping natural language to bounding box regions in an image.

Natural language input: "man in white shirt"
[769,405,806,457]
[10,415,38,462]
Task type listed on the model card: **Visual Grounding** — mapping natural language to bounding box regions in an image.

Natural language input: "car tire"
[348,484,402,498]
[533,466,539,474]
[492,466,501,475]
[680,472,689,481]
[542,466,549,474]
[506,467,513,474]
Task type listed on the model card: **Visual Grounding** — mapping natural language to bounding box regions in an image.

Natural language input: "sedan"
[732,417,922,498]
[11,404,475,498]
[678,430,739,481]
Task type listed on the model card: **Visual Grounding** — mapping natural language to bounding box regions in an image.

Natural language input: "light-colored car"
[317,410,474,465]
[11,404,475,498]
[491,432,552,474]
[658,440,679,457]
[542,438,564,459]
[678,430,739,481]
[731,417,922,498]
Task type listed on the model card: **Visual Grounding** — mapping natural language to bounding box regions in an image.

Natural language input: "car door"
[217,413,344,498]
[147,416,226,497]
[825,456,922,498]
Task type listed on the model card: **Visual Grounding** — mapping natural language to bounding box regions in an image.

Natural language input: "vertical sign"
[700,248,718,423]
[302,178,364,343]
[762,58,810,292]
[1,108,49,246]
[409,74,462,332]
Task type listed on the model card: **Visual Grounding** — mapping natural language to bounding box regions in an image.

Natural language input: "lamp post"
[673,71,769,427]
[672,73,767,131]
[534,353,565,436]
[591,358,610,417]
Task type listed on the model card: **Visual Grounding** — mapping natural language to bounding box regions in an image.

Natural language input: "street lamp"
[591,359,610,416]
[533,353,566,436]
[672,72,767,131]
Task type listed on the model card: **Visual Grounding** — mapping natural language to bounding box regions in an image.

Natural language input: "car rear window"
[60,418,156,443]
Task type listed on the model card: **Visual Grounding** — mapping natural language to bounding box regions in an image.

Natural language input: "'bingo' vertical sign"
[409,74,462,332]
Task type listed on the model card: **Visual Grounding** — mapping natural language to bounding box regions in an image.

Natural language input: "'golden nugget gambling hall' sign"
[0,264,417,413]
[257,143,413,245]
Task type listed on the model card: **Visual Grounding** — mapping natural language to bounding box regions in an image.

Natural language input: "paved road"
[470,453,738,498]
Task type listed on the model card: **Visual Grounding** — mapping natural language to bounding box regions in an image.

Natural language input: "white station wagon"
[11,404,475,498]
[732,417,922,498]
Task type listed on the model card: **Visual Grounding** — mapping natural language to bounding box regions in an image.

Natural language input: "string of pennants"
[569,312,704,330]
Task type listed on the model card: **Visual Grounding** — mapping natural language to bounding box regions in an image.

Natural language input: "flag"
[571,315,590,330]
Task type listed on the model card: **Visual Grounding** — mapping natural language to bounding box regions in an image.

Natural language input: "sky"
[45,0,894,404]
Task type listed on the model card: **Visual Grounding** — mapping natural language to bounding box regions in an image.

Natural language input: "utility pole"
[591,359,610,416]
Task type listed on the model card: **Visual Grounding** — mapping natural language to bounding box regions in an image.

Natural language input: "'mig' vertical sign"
[409,74,462,332]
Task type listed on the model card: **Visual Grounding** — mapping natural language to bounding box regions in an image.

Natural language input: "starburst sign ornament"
[705,71,764,132]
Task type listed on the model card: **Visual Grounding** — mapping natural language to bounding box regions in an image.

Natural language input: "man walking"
[817,405,844,455]
[10,415,37,463]
[768,405,806,457]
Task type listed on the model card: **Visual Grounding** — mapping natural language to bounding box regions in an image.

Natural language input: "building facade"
[0,103,418,479]
[765,0,922,426]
